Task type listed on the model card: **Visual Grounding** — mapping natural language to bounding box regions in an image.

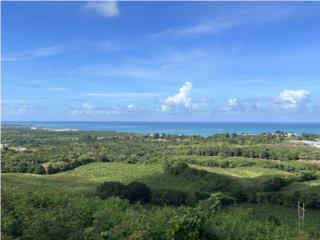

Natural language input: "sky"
[2,1,320,122]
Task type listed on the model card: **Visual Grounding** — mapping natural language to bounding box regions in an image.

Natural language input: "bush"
[299,172,317,182]
[267,214,281,225]
[165,207,217,240]
[256,192,272,204]
[97,181,130,200]
[263,177,287,192]
[194,191,211,202]
[197,192,224,214]
[152,190,187,206]
[31,165,46,174]
[127,181,151,203]
[230,188,248,203]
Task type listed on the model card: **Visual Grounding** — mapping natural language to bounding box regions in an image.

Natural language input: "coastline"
[2,122,320,136]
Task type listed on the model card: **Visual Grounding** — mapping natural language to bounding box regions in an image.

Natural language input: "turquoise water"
[3,121,320,136]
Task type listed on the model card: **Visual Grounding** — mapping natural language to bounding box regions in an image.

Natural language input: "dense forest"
[1,125,320,239]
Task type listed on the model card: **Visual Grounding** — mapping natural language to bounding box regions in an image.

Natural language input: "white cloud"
[152,21,237,38]
[151,6,294,38]
[84,1,119,18]
[82,102,95,110]
[14,105,40,115]
[228,98,244,111]
[71,102,145,116]
[2,45,63,61]
[17,106,30,115]
[161,81,194,112]
[275,90,309,110]
[179,21,238,36]
[72,103,120,116]
[30,46,63,57]
[127,104,135,109]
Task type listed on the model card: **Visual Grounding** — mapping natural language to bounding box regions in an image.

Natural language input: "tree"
[96,181,130,200]
[127,182,151,203]
[263,177,287,192]
[152,190,187,206]
[31,165,46,174]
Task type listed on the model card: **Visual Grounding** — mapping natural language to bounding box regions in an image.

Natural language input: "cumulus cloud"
[84,1,119,18]
[161,81,194,113]
[228,98,244,111]
[275,90,309,110]
[127,104,135,109]
[82,102,95,110]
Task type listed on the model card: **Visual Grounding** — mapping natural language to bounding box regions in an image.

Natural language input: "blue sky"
[2,1,320,122]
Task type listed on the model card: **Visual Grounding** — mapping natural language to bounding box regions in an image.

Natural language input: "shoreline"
[2,122,320,136]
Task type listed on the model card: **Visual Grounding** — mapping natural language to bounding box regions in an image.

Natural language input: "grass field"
[50,162,299,192]
[58,162,163,183]
[190,165,293,178]
[3,161,317,194]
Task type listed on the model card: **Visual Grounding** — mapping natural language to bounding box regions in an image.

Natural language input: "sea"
[3,121,320,136]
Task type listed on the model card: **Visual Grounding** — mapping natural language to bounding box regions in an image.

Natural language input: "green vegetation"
[1,126,320,239]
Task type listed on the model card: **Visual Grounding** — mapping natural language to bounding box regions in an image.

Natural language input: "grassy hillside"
[2,161,320,239]
[2,128,320,239]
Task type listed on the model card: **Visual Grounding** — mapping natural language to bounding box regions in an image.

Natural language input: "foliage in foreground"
[3,186,306,240]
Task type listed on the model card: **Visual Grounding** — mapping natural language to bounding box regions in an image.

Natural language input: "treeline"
[207,132,287,144]
[186,143,320,161]
[182,156,320,173]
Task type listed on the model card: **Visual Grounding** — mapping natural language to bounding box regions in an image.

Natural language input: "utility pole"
[297,201,306,233]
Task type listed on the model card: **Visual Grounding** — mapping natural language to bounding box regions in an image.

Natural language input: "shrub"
[263,177,287,192]
[230,188,248,203]
[267,214,281,225]
[194,191,211,202]
[96,181,130,200]
[31,165,46,174]
[299,172,317,182]
[127,181,151,203]
[198,192,224,213]
[165,207,217,240]
[152,190,187,206]
[256,192,272,204]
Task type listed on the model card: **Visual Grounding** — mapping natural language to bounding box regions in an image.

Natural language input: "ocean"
[3,121,320,136]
